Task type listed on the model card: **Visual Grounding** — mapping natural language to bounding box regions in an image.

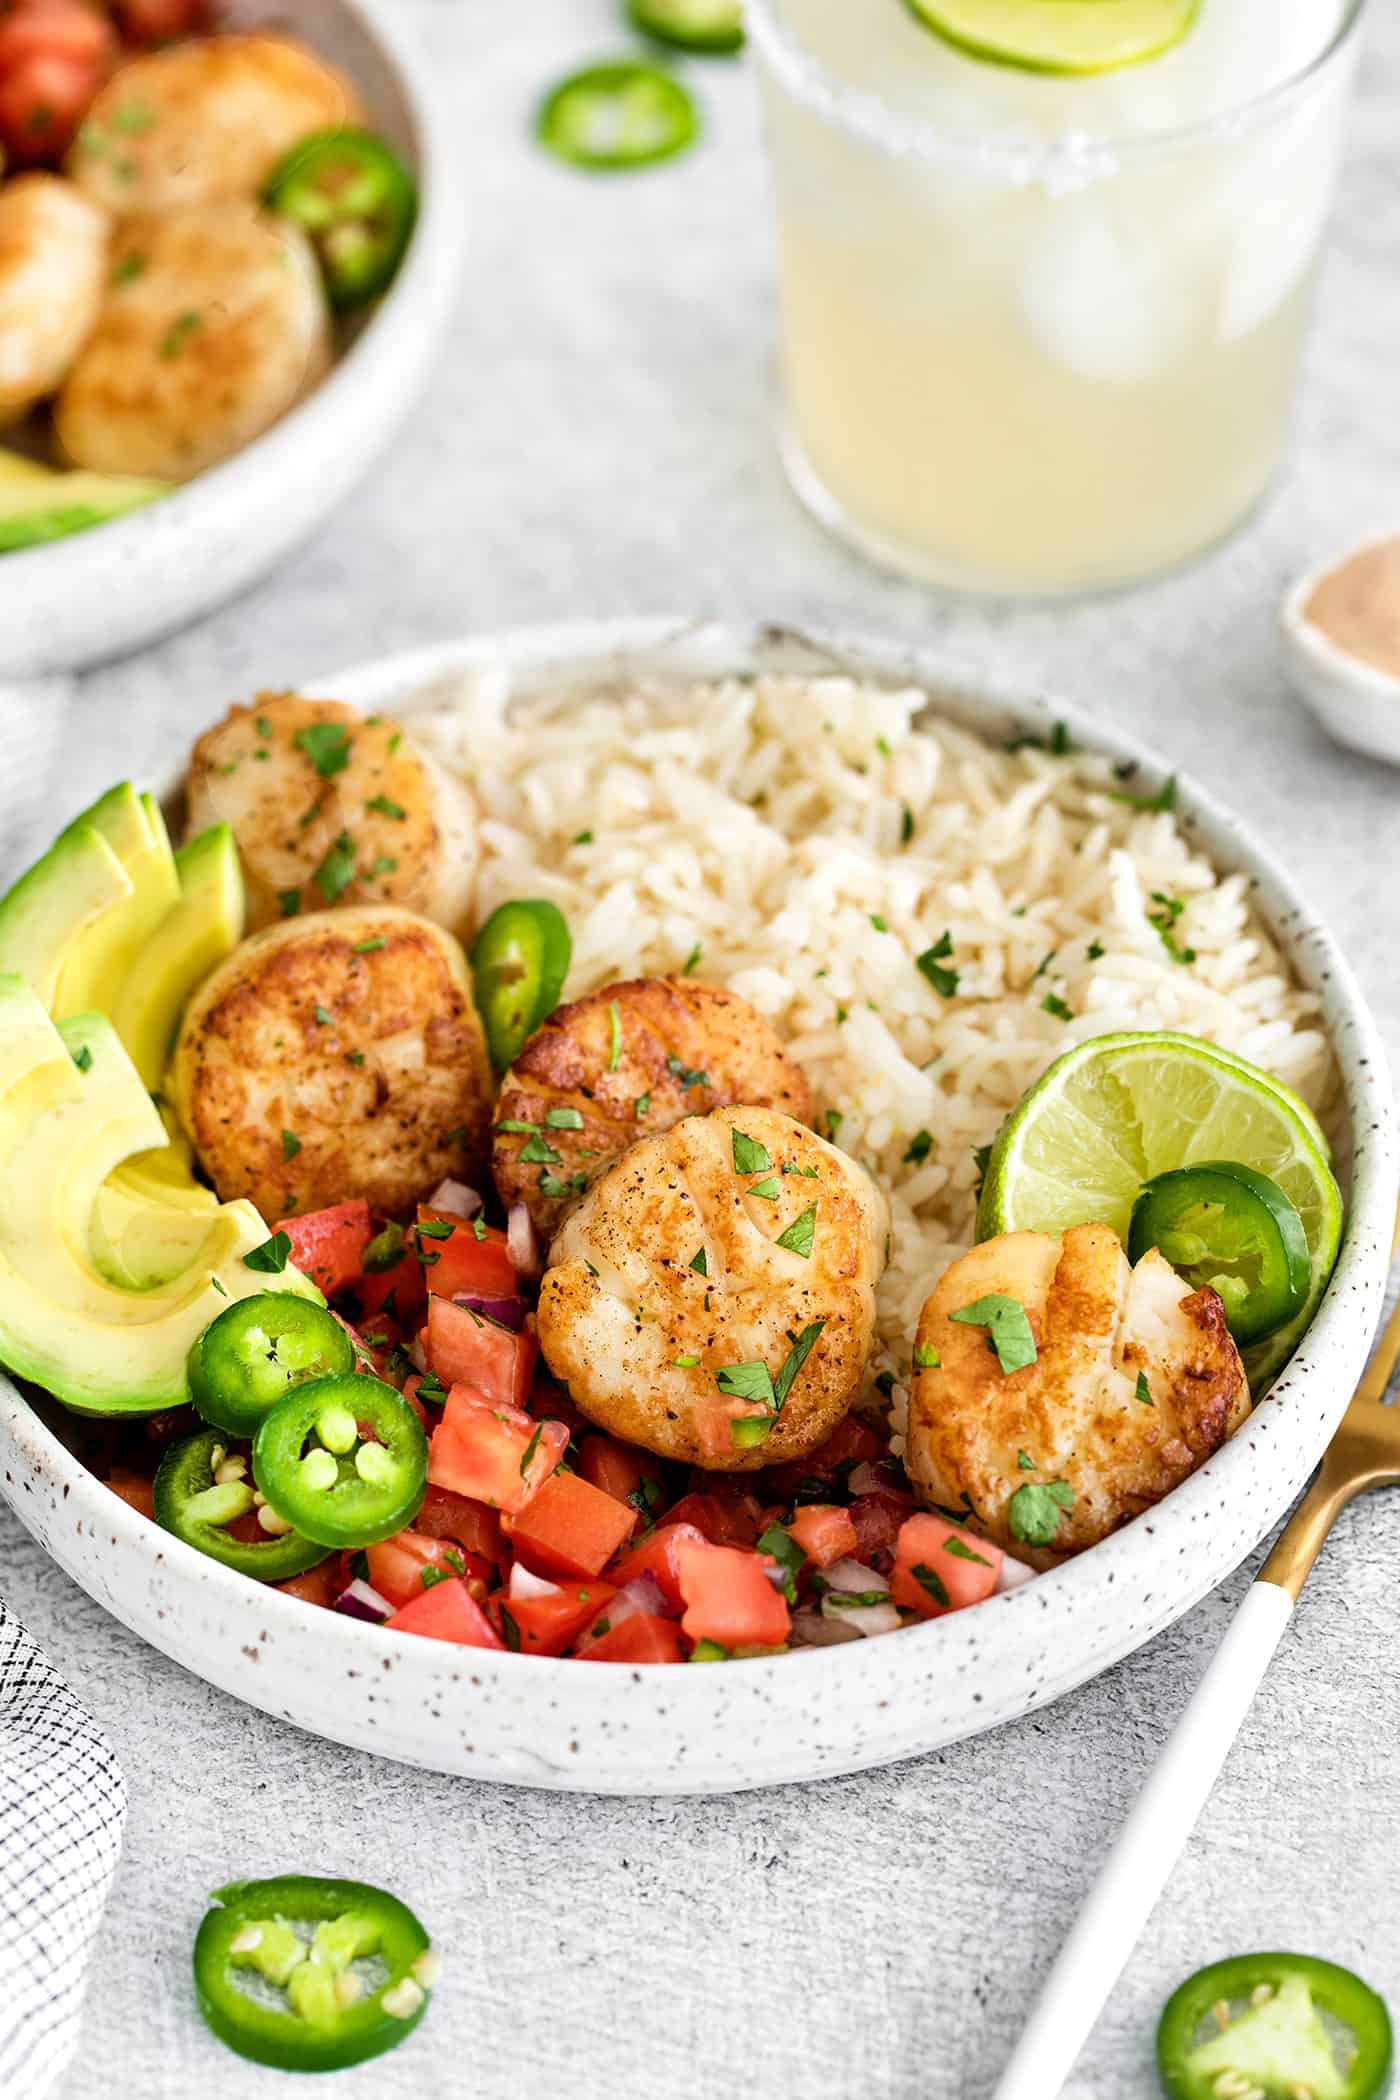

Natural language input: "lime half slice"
[976,1031,1343,1389]
[906,0,1201,75]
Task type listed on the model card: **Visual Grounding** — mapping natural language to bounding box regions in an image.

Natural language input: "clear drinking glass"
[749,0,1365,596]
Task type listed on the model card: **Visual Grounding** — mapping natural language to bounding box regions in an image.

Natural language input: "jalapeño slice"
[194,1874,435,2071]
[627,0,745,54]
[1128,1160,1311,1348]
[536,62,698,170]
[252,1373,426,1548]
[1157,1952,1392,2100]
[154,1427,329,1582]
[263,128,417,307]
[468,897,572,1071]
[189,1292,356,1438]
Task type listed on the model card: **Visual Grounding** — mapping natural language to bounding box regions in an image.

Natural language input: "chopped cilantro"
[731,1127,772,1175]
[689,1246,708,1276]
[281,1130,301,1162]
[607,1000,623,1072]
[667,1055,710,1089]
[365,793,406,819]
[774,1204,816,1258]
[911,1562,950,1607]
[1017,1449,1035,1471]
[634,1092,650,1120]
[1041,992,1073,1021]
[870,913,888,933]
[1087,940,1105,961]
[1112,773,1177,813]
[277,888,300,917]
[903,1129,932,1166]
[545,1106,585,1130]
[757,1523,805,1604]
[353,936,386,955]
[773,1320,826,1411]
[519,1423,543,1477]
[747,1176,781,1201]
[243,1230,291,1274]
[917,932,959,998]
[1135,1371,1155,1406]
[71,1043,93,1072]
[1008,1478,1074,1546]
[943,1535,992,1567]
[673,1353,700,1368]
[949,1293,1037,1375]
[519,1132,560,1164]
[313,1004,334,1026]
[682,942,702,975]
[314,833,357,903]
[901,806,915,844]
[1147,891,1196,965]
[824,1109,843,1143]
[714,1360,775,1407]
[294,722,352,778]
[573,829,593,844]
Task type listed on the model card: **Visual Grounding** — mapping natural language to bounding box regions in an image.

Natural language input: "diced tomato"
[662,1491,762,1548]
[397,1375,429,1429]
[386,1578,505,1649]
[426,1297,536,1412]
[413,1484,503,1565]
[365,1529,491,1610]
[576,1613,684,1664]
[427,1386,566,1515]
[356,1240,427,1326]
[274,1199,373,1299]
[787,1503,859,1569]
[510,1470,637,1581]
[578,1434,665,1530]
[848,1489,916,1569]
[763,1414,887,1497]
[605,1521,706,1613]
[0,0,116,165]
[891,1513,1004,1620]
[417,1212,518,1301]
[529,1378,589,1439]
[500,1578,616,1657]
[353,1313,404,1382]
[275,1558,345,1609]
[105,1467,155,1520]
[675,1537,789,1650]
[115,0,211,43]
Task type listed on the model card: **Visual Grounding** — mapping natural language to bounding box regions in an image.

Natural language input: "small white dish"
[0,0,460,677]
[1282,529,1400,765]
[0,620,1394,1796]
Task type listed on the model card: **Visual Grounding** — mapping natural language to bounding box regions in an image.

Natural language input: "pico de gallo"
[99,1181,1021,1662]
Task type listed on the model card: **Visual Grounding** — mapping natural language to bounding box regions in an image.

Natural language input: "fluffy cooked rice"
[408,667,1334,1424]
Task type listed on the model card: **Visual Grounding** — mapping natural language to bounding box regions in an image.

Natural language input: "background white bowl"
[0,0,460,677]
[0,618,1393,1795]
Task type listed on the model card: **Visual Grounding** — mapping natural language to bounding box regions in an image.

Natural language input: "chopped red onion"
[789,1607,861,1648]
[453,1293,528,1331]
[819,1592,899,1637]
[820,1556,886,1593]
[995,1555,1037,1594]
[510,1563,560,1601]
[430,1178,482,1218]
[609,1573,669,1623]
[507,1201,542,1281]
[332,1579,393,1624]
[846,1460,905,1498]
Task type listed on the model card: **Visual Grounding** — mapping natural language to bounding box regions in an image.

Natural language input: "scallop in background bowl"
[0,619,1393,1795]
[0,0,460,677]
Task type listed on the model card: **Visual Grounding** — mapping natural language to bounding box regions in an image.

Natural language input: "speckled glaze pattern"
[0,0,461,678]
[1,619,1393,1796]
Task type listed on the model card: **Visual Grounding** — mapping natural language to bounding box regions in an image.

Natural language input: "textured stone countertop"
[3,2,1400,2094]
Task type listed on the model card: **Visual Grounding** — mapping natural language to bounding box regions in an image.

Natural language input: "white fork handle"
[991,1580,1295,2100]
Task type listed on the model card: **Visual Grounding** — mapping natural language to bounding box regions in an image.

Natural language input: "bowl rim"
[1281,528,1400,703]
[1,616,1394,1775]
[0,0,456,582]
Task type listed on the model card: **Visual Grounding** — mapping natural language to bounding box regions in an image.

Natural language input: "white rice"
[407,667,1334,1424]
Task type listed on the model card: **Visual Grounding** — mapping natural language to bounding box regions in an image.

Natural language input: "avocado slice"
[0,978,319,1416]
[112,822,245,1090]
[53,784,182,1019]
[0,823,132,1007]
[0,450,169,555]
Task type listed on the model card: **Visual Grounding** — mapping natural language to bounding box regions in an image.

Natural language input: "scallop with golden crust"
[185,694,479,936]
[905,1222,1251,1567]
[536,1105,887,1470]
[493,977,814,1247]
[170,906,493,1222]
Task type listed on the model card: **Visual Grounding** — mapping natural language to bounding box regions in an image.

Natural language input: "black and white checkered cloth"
[0,1599,125,2099]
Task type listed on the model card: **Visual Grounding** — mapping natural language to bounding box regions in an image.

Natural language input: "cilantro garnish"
[243,1230,291,1274]
[673,1353,700,1368]
[294,722,352,778]
[415,1219,455,1242]
[901,806,915,845]
[1087,940,1105,961]
[1008,1479,1074,1546]
[312,832,357,904]
[824,1108,843,1143]
[573,829,593,844]
[546,1107,584,1129]
[365,793,406,819]
[747,1176,781,1201]
[1112,773,1177,813]
[757,1523,804,1604]
[917,931,959,998]
[281,1129,301,1162]
[911,1562,950,1607]
[634,1092,650,1119]
[1041,992,1073,1021]
[949,1294,1037,1375]
[943,1535,992,1567]
[313,1004,334,1026]
[607,1001,623,1072]
[519,1423,543,1478]
[714,1360,774,1407]
[277,888,300,917]
[689,1246,708,1276]
[1135,1371,1155,1406]
[71,1043,93,1072]
[774,1203,816,1258]
[539,1170,587,1199]
[773,1320,826,1411]
[731,1127,772,1175]
[1017,1449,1035,1471]
[519,1132,561,1165]
[903,1129,932,1166]
[1147,892,1196,965]
[353,936,386,954]
[682,942,702,975]
[667,1055,710,1089]
[870,913,888,933]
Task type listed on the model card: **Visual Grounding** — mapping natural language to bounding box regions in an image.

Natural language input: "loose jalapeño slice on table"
[1128,1161,1312,1349]
[627,0,745,54]
[194,1875,436,2071]
[1157,1952,1393,2100]
[536,62,698,169]
[188,1291,356,1438]
[154,1427,329,1581]
[263,128,417,307]
[253,1373,427,1548]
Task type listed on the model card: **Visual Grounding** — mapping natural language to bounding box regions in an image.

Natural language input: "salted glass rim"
[745,0,1367,177]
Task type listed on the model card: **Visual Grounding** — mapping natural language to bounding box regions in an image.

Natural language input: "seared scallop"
[536,1105,887,1470]
[0,175,109,421]
[905,1222,1251,1566]
[55,202,328,481]
[494,977,814,1245]
[170,906,493,1222]
[67,34,361,215]
[185,694,479,936]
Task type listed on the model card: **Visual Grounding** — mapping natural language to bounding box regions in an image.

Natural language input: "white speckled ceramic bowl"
[1,620,1394,1795]
[0,0,460,677]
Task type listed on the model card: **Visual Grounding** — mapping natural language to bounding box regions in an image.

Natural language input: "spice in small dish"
[1301,532,1400,680]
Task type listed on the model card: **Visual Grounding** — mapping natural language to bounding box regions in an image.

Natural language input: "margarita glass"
[749,0,1365,595]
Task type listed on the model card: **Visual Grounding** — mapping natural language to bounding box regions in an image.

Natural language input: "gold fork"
[994,1211,1400,2100]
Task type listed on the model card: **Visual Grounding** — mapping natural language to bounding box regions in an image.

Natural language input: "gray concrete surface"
[2,1,1399,2093]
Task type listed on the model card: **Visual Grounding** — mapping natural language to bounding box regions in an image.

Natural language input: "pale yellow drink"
[751,0,1362,594]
